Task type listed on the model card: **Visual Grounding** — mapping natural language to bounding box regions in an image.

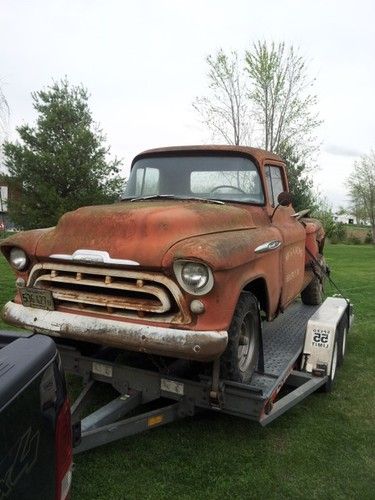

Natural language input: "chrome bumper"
[2,302,228,362]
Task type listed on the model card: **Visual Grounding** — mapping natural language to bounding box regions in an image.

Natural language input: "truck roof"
[133,145,284,165]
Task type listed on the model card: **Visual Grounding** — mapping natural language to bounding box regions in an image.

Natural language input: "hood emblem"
[50,249,140,266]
[254,240,282,254]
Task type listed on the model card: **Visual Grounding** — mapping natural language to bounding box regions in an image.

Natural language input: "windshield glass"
[123,155,264,204]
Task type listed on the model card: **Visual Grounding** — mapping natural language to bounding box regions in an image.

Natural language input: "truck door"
[264,164,306,309]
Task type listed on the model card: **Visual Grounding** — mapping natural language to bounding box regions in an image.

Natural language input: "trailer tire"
[337,315,348,367]
[301,257,326,305]
[220,292,260,383]
[323,337,339,393]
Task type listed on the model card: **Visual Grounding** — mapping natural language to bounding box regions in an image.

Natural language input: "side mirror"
[277,191,292,207]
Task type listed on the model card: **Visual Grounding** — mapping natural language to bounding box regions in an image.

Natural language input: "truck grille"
[27,263,190,324]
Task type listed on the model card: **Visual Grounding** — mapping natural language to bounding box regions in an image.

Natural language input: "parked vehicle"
[0,332,72,499]
[0,146,326,382]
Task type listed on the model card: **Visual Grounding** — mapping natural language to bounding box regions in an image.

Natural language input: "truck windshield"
[122,156,265,204]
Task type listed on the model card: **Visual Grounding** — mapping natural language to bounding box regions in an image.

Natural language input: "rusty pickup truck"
[1,146,325,382]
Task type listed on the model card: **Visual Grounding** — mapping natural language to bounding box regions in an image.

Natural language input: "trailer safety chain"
[305,246,350,306]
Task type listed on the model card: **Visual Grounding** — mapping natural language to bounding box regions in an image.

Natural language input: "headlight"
[9,247,28,271]
[174,260,214,295]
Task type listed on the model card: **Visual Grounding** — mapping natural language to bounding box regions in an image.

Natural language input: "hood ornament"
[50,249,140,266]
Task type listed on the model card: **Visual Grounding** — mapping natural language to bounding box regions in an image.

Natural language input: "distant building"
[0,175,19,230]
[334,212,369,226]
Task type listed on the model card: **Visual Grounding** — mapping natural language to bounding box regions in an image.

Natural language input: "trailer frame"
[38,298,351,454]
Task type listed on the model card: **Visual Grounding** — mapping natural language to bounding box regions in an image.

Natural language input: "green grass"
[0,245,374,499]
[0,253,16,330]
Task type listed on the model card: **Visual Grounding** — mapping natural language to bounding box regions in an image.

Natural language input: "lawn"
[0,245,374,499]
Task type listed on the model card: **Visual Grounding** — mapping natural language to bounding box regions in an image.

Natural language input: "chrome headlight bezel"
[9,247,28,271]
[173,260,214,296]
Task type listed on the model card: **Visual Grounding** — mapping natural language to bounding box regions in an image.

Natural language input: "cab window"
[265,166,285,206]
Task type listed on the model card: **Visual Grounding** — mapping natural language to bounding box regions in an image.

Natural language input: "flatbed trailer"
[41,297,350,454]
[0,297,352,455]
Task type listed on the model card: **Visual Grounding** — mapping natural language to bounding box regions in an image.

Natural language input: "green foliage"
[311,201,347,242]
[365,231,373,244]
[330,222,346,244]
[3,79,124,230]
[276,142,316,212]
[347,235,362,245]
[0,230,13,240]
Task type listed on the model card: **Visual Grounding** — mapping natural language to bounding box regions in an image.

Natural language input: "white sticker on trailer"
[92,362,113,378]
[160,378,184,395]
[311,328,333,349]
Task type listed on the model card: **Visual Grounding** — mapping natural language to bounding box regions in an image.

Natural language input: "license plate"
[20,287,55,311]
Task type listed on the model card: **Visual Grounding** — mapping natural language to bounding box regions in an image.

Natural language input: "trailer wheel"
[220,292,260,383]
[323,338,338,393]
[337,315,348,367]
[301,257,326,305]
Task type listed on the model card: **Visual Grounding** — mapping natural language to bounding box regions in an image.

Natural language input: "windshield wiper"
[124,194,224,205]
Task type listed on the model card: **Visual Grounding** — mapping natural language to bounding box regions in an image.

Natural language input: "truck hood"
[35,200,255,267]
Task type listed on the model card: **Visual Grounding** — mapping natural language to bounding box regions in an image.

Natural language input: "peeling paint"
[2,301,227,362]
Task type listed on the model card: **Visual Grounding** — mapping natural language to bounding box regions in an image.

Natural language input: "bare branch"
[193,50,250,145]
[245,41,322,158]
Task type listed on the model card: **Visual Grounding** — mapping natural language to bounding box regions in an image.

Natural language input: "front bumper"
[2,302,228,362]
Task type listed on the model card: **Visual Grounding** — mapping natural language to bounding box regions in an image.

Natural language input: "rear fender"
[302,218,325,264]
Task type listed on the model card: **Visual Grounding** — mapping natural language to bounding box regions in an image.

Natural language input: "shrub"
[347,235,362,245]
[365,231,373,244]
[331,222,346,243]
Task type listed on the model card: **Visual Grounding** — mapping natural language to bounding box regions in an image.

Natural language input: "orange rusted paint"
[0,146,325,360]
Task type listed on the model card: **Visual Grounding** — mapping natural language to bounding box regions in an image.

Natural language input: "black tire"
[322,337,339,393]
[220,292,260,383]
[337,315,349,367]
[301,256,326,306]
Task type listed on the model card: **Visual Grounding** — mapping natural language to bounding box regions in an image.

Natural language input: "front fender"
[162,227,282,271]
[163,229,283,330]
[0,228,52,260]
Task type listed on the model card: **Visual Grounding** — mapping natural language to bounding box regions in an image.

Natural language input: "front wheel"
[220,292,260,383]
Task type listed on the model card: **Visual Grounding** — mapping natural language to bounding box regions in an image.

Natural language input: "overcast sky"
[1,0,374,209]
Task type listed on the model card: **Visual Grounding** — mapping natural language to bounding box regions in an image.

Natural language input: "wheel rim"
[331,342,338,381]
[342,328,347,357]
[237,314,256,373]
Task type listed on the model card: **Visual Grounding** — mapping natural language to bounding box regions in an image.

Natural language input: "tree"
[346,151,375,243]
[3,79,124,230]
[277,142,317,211]
[193,42,321,208]
[193,50,250,145]
[245,41,322,157]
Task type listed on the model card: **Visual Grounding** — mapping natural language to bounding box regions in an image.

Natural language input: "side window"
[134,167,160,196]
[265,166,285,206]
